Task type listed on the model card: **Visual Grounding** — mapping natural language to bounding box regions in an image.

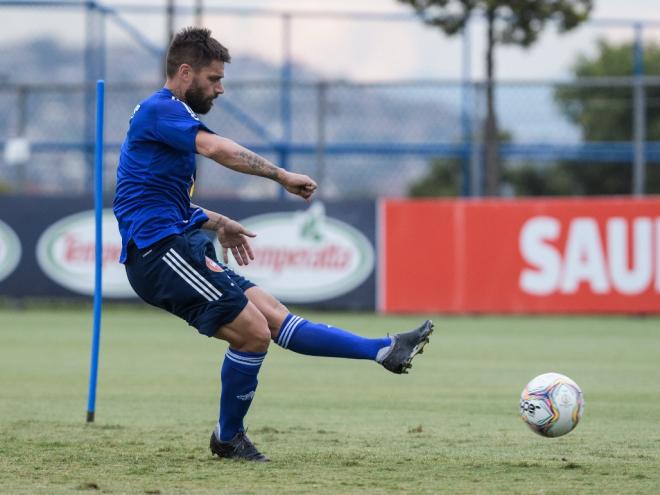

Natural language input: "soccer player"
[113,27,433,462]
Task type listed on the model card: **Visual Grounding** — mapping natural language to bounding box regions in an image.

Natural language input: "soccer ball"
[520,372,584,438]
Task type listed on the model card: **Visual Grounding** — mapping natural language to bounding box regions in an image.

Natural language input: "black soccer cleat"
[210,430,270,462]
[380,320,434,374]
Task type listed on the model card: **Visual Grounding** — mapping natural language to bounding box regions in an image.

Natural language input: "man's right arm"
[195,130,317,201]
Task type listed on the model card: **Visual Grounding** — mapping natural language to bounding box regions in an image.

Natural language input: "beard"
[184,82,215,115]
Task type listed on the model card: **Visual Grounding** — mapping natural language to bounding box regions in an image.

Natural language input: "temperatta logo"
[36,210,136,298]
[217,202,375,303]
[0,219,21,283]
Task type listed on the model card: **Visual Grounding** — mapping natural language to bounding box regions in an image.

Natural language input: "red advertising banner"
[381,197,660,313]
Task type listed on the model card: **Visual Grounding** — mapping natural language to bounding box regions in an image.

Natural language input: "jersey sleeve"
[153,99,213,153]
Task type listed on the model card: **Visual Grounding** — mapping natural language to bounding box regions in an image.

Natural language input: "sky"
[2,0,660,81]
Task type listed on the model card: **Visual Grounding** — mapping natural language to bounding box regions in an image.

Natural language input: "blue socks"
[217,349,265,441]
[217,316,392,440]
[275,314,392,361]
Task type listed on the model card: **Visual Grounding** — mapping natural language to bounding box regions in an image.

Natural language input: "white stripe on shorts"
[162,255,217,302]
[165,248,223,300]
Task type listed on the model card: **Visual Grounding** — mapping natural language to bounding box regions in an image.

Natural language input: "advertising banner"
[219,203,375,305]
[381,197,660,314]
[35,209,133,298]
[0,196,103,298]
[0,197,376,310]
[0,218,21,284]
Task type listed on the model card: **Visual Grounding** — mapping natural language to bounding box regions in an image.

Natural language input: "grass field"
[0,307,659,495]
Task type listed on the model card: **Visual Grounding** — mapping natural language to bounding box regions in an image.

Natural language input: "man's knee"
[244,287,289,335]
[237,308,271,352]
[247,322,272,351]
[266,300,289,334]
[215,302,271,352]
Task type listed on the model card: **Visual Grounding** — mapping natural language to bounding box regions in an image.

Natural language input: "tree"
[409,130,512,197]
[555,40,660,141]
[409,157,462,197]
[397,0,593,195]
[501,162,660,196]
[546,40,660,195]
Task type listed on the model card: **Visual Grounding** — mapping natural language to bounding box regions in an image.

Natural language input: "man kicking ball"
[113,27,433,462]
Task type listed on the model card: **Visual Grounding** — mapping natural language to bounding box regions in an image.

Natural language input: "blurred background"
[1,7,659,494]
[1,1,659,313]
[1,0,659,199]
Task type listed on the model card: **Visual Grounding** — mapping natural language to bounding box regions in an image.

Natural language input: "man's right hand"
[281,171,318,201]
[216,218,256,266]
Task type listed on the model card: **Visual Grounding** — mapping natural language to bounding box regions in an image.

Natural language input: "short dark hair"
[166,27,231,77]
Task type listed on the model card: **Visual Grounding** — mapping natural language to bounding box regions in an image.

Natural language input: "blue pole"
[281,13,292,149]
[632,22,646,196]
[460,19,472,197]
[279,13,292,200]
[86,79,104,423]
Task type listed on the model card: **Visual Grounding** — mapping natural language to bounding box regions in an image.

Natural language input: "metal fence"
[1,1,660,198]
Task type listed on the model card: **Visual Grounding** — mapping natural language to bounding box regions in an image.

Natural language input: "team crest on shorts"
[205,256,224,272]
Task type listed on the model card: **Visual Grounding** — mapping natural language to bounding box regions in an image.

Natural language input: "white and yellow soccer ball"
[520,372,584,438]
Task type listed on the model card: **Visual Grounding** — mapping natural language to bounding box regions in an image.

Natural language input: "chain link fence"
[1,1,660,198]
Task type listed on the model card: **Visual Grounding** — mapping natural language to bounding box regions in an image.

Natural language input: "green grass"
[0,307,659,495]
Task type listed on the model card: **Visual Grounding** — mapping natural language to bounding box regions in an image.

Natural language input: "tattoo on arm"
[236,150,280,180]
[191,203,226,231]
[204,216,224,231]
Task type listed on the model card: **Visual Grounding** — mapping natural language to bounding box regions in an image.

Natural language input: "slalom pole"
[86,80,105,423]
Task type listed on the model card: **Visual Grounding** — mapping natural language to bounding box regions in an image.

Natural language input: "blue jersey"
[113,88,212,263]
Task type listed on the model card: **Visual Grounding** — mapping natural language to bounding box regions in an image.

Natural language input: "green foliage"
[397,0,593,47]
[409,130,512,197]
[555,40,660,141]
[409,158,462,197]
[505,162,660,196]
[398,0,593,195]
[541,40,660,195]
[1,308,660,494]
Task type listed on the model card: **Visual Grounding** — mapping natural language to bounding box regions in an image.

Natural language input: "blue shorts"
[125,229,254,337]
